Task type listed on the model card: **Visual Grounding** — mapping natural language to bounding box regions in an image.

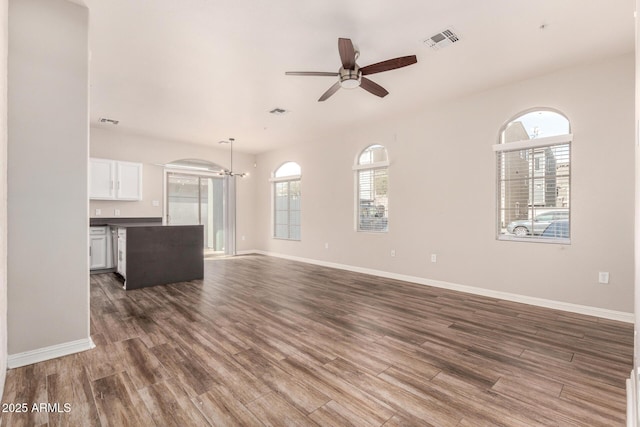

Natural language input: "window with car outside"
[272,161,301,240]
[495,109,571,242]
[354,145,389,232]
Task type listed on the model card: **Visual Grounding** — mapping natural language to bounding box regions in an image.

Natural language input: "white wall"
[8,0,89,355]
[634,0,640,412]
[0,0,7,399]
[90,128,257,252]
[255,54,635,314]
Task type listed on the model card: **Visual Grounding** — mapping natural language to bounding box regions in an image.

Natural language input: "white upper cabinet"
[116,161,143,200]
[90,158,142,201]
[89,158,115,199]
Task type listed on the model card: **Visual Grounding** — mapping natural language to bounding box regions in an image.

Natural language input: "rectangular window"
[497,141,570,242]
[358,168,388,232]
[274,180,301,240]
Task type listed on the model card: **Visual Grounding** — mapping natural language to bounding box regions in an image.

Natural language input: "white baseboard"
[236,250,258,256]
[8,337,95,369]
[244,250,634,323]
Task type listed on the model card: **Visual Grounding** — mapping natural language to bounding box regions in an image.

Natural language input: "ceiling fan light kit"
[339,66,361,89]
[286,37,417,102]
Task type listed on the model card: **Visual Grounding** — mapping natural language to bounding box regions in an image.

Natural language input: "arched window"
[272,162,301,240]
[354,145,389,232]
[495,109,571,242]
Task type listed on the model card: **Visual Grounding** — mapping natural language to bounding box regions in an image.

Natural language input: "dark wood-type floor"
[0,255,634,426]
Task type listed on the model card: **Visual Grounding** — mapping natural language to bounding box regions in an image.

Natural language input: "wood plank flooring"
[0,254,633,426]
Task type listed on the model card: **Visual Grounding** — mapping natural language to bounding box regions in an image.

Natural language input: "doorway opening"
[164,159,234,257]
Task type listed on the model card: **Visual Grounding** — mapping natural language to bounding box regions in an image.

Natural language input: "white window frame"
[494,131,572,244]
[354,146,390,233]
[270,165,301,241]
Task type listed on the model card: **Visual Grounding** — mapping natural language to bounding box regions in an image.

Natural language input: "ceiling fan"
[285,38,417,102]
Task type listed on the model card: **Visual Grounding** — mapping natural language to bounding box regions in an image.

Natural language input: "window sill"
[498,235,570,245]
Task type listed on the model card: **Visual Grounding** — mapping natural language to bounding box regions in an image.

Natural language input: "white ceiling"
[86,0,635,154]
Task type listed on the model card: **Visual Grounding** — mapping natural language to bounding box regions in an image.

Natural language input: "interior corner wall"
[0,0,7,399]
[254,53,635,314]
[7,0,89,354]
[628,2,640,420]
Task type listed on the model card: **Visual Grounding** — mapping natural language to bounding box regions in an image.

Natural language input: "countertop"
[90,217,163,227]
[109,222,167,228]
[111,223,203,228]
[90,218,203,228]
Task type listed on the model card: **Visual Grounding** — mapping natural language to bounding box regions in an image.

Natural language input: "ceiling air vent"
[99,117,119,125]
[424,27,460,50]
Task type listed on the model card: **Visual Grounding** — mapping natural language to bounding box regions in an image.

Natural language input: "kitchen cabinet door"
[89,158,143,201]
[116,161,143,200]
[90,233,108,269]
[89,158,115,200]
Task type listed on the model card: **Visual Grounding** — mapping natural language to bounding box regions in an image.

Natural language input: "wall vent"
[424,27,460,50]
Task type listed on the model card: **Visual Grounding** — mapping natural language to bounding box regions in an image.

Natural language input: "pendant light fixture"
[218,137,246,177]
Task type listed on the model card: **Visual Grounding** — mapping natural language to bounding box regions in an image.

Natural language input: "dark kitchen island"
[90,217,204,290]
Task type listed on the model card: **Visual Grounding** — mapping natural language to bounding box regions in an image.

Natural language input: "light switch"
[114,209,120,216]
[95,208,101,216]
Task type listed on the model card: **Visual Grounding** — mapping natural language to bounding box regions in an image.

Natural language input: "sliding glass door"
[166,173,225,253]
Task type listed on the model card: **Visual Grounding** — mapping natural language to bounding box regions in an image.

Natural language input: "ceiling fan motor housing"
[339,66,361,89]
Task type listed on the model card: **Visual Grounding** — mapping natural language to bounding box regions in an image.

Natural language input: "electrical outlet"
[431,254,437,263]
[598,272,609,284]
[152,200,160,207]
[95,208,101,216]
[391,249,396,257]
[114,209,120,216]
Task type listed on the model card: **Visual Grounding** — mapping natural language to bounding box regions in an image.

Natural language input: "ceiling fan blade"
[318,81,341,102]
[285,71,339,77]
[360,77,389,98]
[338,38,356,69]
[360,55,418,75]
